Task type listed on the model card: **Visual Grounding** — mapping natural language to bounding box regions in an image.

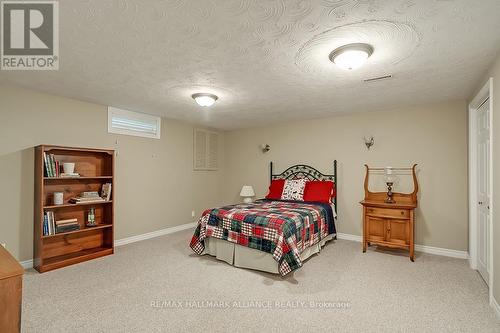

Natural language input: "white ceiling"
[2,0,500,130]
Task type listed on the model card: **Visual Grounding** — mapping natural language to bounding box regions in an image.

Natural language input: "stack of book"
[60,172,80,178]
[69,191,105,204]
[55,218,80,234]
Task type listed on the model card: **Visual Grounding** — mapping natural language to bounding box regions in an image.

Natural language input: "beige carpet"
[22,229,500,332]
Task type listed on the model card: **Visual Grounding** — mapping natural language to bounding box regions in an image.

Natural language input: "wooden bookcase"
[33,145,115,272]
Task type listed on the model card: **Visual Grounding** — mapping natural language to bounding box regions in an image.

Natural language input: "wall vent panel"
[194,129,218,171]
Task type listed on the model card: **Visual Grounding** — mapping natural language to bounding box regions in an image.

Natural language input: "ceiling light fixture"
[192,93,218,107]
[329,43,374,70]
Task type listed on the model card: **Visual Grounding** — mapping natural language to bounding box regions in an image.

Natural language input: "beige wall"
[0,84,472,273]
[474,53,500,305]
[0,84,225,261]
[223,101,468,251]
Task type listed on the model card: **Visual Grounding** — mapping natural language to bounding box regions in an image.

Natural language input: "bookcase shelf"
[44,176,113,181]
[41,247,113,273]
[34,145,115,273]
[44,200,113,209]
[41,224,113,239]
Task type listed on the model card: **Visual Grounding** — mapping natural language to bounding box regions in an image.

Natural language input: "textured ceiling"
[2,0,500,130]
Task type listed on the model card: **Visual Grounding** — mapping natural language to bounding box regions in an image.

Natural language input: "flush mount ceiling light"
[192,93,218,107]
[329,43,374,70]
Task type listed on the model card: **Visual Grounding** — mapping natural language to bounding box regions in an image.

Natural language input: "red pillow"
[303,181,335,203]
[265,179,285,199]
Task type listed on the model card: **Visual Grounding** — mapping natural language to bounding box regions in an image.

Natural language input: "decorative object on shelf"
[360,164,419,261]
[63,162,75,174]
[240,185,255,203]
[87,207,96,227]
[261,144,270,153]
[53,192,64,205]
[363,136,374,150]
[384,167,396,203]
[101,183,112,201]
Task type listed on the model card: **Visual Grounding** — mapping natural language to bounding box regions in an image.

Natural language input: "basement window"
[107,107,161,139]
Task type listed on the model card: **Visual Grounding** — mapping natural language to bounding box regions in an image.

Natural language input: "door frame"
[468,78,493,303]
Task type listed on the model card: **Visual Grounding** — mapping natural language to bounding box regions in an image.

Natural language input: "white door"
[477,99,490,284]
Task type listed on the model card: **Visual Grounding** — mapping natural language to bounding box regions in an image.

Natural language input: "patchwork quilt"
[190,199,336,276]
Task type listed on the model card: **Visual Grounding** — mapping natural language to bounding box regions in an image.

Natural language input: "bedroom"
[0,0,499,332]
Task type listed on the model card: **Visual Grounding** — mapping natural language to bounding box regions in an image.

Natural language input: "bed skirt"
[202,233,336,274]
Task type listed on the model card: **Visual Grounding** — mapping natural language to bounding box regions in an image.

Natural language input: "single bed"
[190,162,338,276]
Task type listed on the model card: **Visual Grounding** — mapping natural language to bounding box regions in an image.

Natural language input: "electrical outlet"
[191,211,195,217]
[1,243,5,248]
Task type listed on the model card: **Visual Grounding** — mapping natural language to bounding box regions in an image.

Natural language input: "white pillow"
[281,179,306,201]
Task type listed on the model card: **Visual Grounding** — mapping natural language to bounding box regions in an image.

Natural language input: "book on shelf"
[43,214,49,236]
[60,173,80,178]
[69,197,105,204]
[43,211,56,236]
[69,191,105,204]
[43,153,63,178]
[55,220,80,233]
[101,183,112,201]
[43,152,53,177]
[55,218,78,226]
[56,225,80,233]
[82,191,100,198]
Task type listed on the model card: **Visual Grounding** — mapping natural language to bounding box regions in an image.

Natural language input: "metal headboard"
[270,161,338,214]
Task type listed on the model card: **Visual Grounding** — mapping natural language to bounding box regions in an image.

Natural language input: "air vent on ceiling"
[364,75,393,83]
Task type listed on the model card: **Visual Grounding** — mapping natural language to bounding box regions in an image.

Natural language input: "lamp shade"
[240,185,255,197]
[384,167,396,183]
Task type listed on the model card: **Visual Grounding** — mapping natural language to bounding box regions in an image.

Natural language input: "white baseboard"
[415,244,469,259]
[114,222,196,247]
[20,259,34,269]
[492,297,500,319]
[336,233,469,259]
[18,222,197,270]
[337,233,362,242]
[468,257,477,270]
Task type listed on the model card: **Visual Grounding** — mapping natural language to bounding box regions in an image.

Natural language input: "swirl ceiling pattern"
[295,20,421,77]
[1,0,500,129]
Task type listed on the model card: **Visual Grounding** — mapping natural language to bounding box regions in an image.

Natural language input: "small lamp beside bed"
[240,185,255,203]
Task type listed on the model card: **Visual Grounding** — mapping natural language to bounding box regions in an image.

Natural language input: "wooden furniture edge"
[360,200,417,209]
[0,246,24,280]
[36,144,115,155]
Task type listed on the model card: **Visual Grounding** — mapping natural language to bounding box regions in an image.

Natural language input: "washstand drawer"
[365,207,409,219]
